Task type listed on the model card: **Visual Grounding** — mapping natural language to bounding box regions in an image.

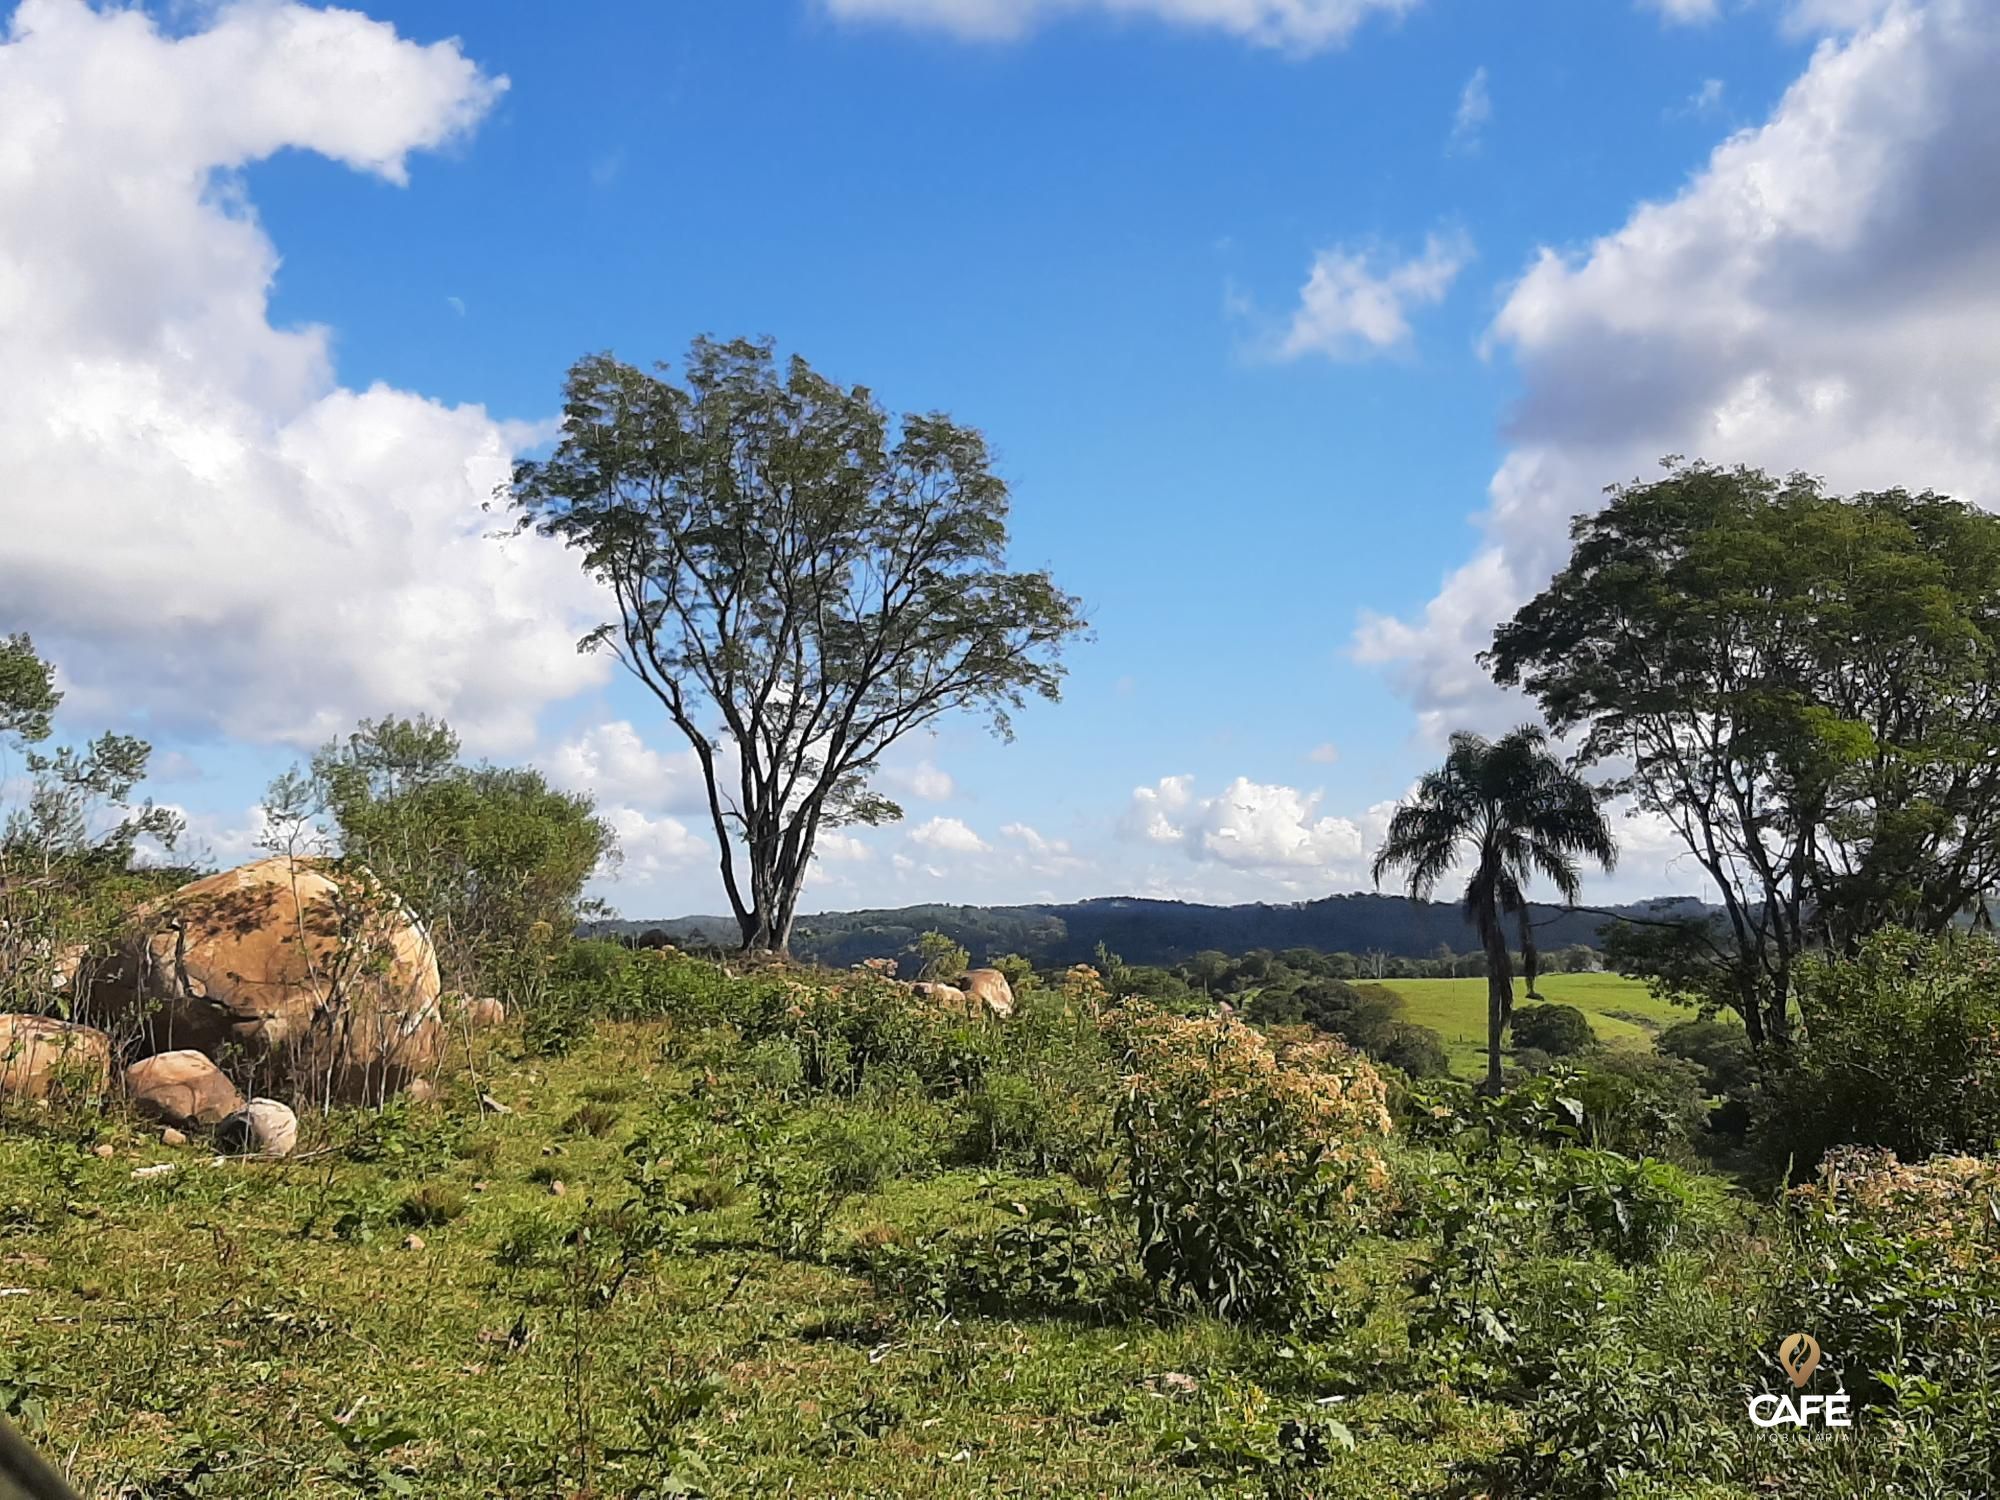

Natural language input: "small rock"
[160,1127,188,1148]
[471,1180,490,1193]
[403,1233,426,1251]
[217,1098,298,1158]
[131,1162,177,1180]
[478,1093,512,1116]
[548,1180,567,1198]
[404,1078,436,1105]
[92,1143,115,1159]
[465,997,506,1030]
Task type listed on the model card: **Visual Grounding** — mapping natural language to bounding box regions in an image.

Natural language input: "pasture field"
[0,953,1953,1499]
[0,1017,1494,1500]
[1367,971,1688,1078]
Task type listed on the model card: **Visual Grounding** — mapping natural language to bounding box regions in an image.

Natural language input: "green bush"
[752,1105,936,1260]
[1110,1006,1392,1329]
[1655,1017,1755,1097]
[1764,929,2000,1170]
[1569,1051,1710,1159]
[1510,1003,1595,1057]
[952,988,1116,1176]
[867,1195,1142,1322]
[1372,1021,1451,1080]
[1774,1146,2000,1493]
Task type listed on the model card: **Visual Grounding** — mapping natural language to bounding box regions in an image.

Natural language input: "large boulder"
[959,968,1015,1020]
[125,1049,244,1129]
[0,1015,112,1103]
[92,857,443,1100]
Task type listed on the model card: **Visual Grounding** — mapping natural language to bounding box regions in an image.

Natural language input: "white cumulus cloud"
[908,815,990,854]
[1123,775,1365,872]
[0,0,609,752]
[1277,231,1472,360]
[545,721,707,813]
[1362,0,2000,743]
[883,759,955,802]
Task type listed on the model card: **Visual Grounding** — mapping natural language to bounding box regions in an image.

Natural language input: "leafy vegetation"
[7,951,1996,1498]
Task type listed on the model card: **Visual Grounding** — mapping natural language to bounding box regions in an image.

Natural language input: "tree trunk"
[1519,911,1541,1001]
[1480,908,1514,1095]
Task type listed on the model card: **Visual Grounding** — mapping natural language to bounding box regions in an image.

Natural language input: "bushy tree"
[912,929,969,983]
[1,633,180,1017]
[1374,1021,1452,1080]
[1374,726,1617,1092]
[273,715,615,989]
[510,338,1088,952]
[1762,929,2000,1170]
[1655,1018,1754,1098]
[1510,1003,1595,1058]
[1489,462,2000,1045]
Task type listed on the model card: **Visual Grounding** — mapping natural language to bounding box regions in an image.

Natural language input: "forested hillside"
[591,891,1712,966]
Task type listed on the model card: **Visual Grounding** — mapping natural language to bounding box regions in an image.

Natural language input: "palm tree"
[1372,726,1616,1093]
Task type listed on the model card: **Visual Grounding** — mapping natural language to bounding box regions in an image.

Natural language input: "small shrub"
[912,930,968,984]
[521,989,594,1058]
[1510,1003,1594,1057]
[1509,1045,1554,1078]
[336,1096,462,1175]
[744,1036,806,1097]
[753,1107,930,1260]
[397,1182,467,1228]
[1569,1051,1709,1159]
[867,1194,1142,1322]
[1108,1004,1392,1329]
[1372,1021,1451,1080]
[562,1102,622,1138]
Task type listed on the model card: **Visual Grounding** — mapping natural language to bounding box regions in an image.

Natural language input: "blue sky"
[5,0,1994,916]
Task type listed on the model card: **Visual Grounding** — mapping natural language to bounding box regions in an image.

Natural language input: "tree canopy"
[271,714,615,989]
[510,338,1087,952]
[1487,461,2000,1044]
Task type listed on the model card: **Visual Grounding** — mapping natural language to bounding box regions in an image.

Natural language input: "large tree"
[1372,726,1617,1092]
[1486,462,2000,1046]
[509,339,1087,953]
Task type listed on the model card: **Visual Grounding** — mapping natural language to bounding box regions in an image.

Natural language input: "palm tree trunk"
[1480,910,1514,1094]
[1518,909,1541,1001]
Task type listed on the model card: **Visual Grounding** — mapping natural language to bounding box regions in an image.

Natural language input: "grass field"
[1368,971,1688,1078]
[0,1018,1504,1499]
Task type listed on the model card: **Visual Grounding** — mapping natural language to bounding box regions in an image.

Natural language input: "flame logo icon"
[1779,1333,1821,1389]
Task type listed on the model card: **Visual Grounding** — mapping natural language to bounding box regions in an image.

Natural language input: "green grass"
[1369,971,1687,1078]
[0,1019,1510,1499]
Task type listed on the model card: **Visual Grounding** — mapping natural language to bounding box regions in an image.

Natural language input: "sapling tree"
[0,632,180,1018]
[509,338,1088,953]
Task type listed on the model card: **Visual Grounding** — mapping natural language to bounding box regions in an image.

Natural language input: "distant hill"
[586,892,1713,968]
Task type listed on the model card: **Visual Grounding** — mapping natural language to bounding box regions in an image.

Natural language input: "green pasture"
[1368,971,1689,1078]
